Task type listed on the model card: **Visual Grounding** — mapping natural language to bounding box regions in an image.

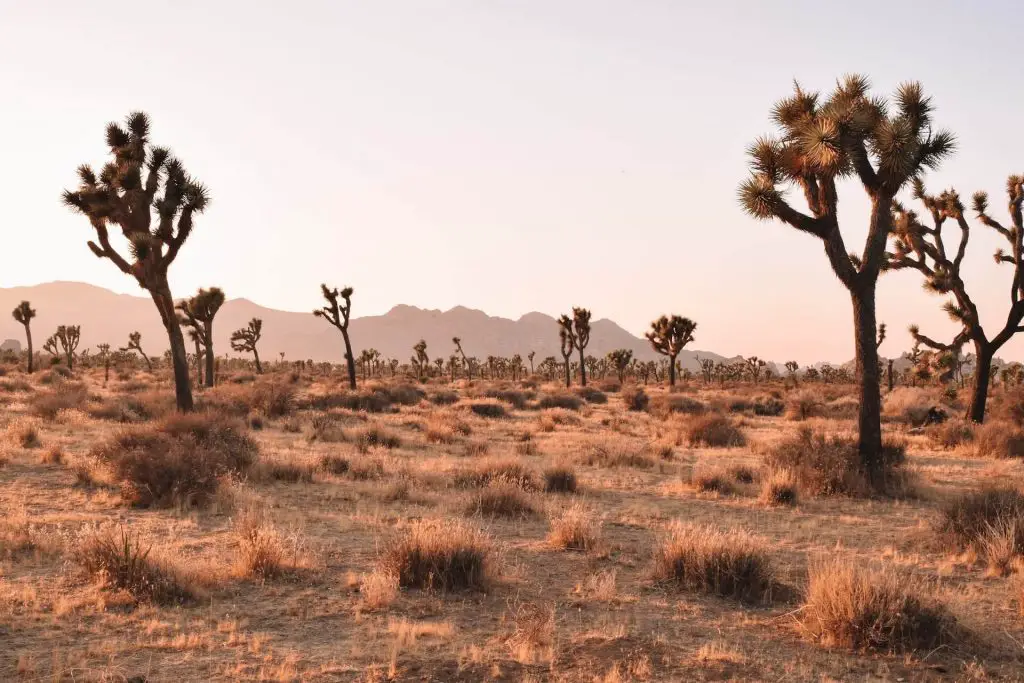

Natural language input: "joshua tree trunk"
[151,286,194,412]
[253,348,262,374]
[668,353,678,386]
[970,340,994,424]
[23,324,33,374]
[340,329,356,390]
[202,321,215,387]
[141,352,153,372]
[852,287,883,479]
[578,348,587,387]
[563,360,571,388]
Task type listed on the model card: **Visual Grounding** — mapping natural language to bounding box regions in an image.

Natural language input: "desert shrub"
[765,427,909,498]
[87,391,175,423]
[652,524,773,603]
[928,419,975,449]
[0,379,32,393]
[935,488,1024,563]
[379,520,493,591]
[651,394,706,418]
[308,413,348,442]
[468,402,507,419]
[801,558,958,652]
[464,482,535,518]
[728,398,752,413]
[348,456,386,481]
[352,425,402,452]
[692,468,735,494]
[598,380,621,393]
[40,445,63,464]
[431,390,459,406]
[7,418,41,449]
[576,386,607,404]
[538,393,584,411]
[884,387,943,426]
[79,526,194,605]
[752,396,785,417]
[202,381,295,418]
[454,459,537,490]
[319,454,350,475]
[786,390,826,421]
[581,443,655,469]
[232,504,291,578]
[485,389,530,410]
[303,389,392,413]
[728,464,757,484]
[256,459,315,483]
[29,383,88,420]
[547,503,601,551]
[684,414,746,448]
[542,466,578,493]
[760,468,799,506]
[387,383,426,406]
[621,386,649,412]
[974,420,1024,458]
[90,413,258,508]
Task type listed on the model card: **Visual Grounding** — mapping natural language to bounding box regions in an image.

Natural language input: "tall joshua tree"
[11,301,35,373]
[568,308,592,386]
[176,288,224,388]
[314,285,357,389]
[527,350,536,376]
[121,331,153,372]
[453,337,472,380]
[739,76,954,482]
[887,177,1024,422]
[231,318,264,373]
[607,349,633,383]
[97,343,112,384]
[55,325,81,370]
[63,112,209,412]
[645,315,697,387]
[413,340,429,379]
[557,315,575,388]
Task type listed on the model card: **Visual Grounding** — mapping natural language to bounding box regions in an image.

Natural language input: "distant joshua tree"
[176,288,225,387]
[230,318,264,373]
[557,316,575,388]
[739,76,954,481]
[97,343,112,384]
[606,348,633,383]
[121,331,153,372]
[185,328,204,385]
[745,356,766,384]
[887,178,1024,423]
[48,325,81,370]
[527,350,536,376]
[313,285,357,389]
[645,315,697,386]
[413,340,429,379]
[453,337,472,380]
[63,112,209,412]
[11,301,36,373]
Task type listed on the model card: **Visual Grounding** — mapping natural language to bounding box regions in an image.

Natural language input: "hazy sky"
[2,0,1023,364]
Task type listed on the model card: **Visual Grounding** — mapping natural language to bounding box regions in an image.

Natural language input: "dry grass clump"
[883,387,944,426]
[87,390,175,423]
[542,466,577,493]
[547,503,601,551]
[430,390,460,405]
[255,458,315,483]
[691,468,735,495]
[424,413,472,444]
[6,417,42,448]
[484,389,530,410]
[232,504,298,579]
[308,413,348,442]
[751,395,785,416]
[29,382,88,420]
[800,558,958,653]
[538,393,584,411]
[576,386,607,404]
[684,413,746,448]
[785,389,825,421]
[79,526,195,605]
[352,424,402,452]
[90,412,258,508]
[319,454,351,475]
[40,444,63,464]
[464,481,535,518]
[0,378,33,393]
[468,401,508,419]
[765,427,909,498]
[621,386,649,412]
[580,443,655,469]
[650,394,706,419]
[651,523,774,603]
[454,459,538,490]
[760,468,799,506]
[379,519,493,591]
[974,420,1024,458]
[929,419,976,450]
[935,487,1024,574]
[202,381,296,418]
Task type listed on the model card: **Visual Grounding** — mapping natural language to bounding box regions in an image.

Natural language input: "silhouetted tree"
[230,318,263,373]
[313,285,356,389]
[176,288,224,387]
[63,112,209,411]
[607,349,633,383]
[53,325,81,370]
[121,331,153,372]
[452,337,473,380]
[413,340,428,379]
[557,316,574,388]
[887,177,1024,422]
[97,343,112,384]
[745,356,766,384]
[568,308,592,386]
[739,76,954,482]
[645,315,697,386]
[11,301,35,373]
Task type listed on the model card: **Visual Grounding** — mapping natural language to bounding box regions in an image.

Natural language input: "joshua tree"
[97,343,112,384]
[50,325,81,370]
[358,348,380,380]
[42,334,59,360]
[63,112,209,412]
[452,337,473,380]
[745,356,767,384]
[886,178,1024,422]
[229,318,263,373]
[645,315,697,386]
[785,360,799,377]
[527,351,536,376]
[313,285,357,389]
[120,331,153,372]
[185,328,204,385]
[695,356,715,384]
[11,301,36,373]
[568,308,592,386]
[434,357,444,376]
[739,76,954,481]
[510,354,523,381]
[607,349,633,383]
[413,340,428,379]
[176,288,224,387]
[557,316,575,388]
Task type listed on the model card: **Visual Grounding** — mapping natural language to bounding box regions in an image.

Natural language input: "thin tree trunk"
[340,328,357,390]
[253,348,262,374]
[852,287,883,480]
[150,286,194,412]
[24,324,33,374]
[578,348,587,387]
[142,352,153,372]
[969,340,993,423]
[204,321,215,387]
[668,354,677,386]
[562,358,571,388]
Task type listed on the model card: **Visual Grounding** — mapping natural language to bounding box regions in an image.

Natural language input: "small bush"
[469,402,507,419]
[40,445,63,464]
[576,386,607,404]
[692,468,734,495]
[7,418,41,449]
[542,466,577,493]
[974,421,1024,458]
[425,414,471,444]
[786,390,825,421]
[760,469,799,506]
[431,390,459,406]
[801,558,957,653]
[621,386,649,412]
[652,524,773,603]
[232,504,292,578]
[319,454,350,475]
[79,527,194,605]
[581,444,655,469]
[547,503,601,551]
[684,414,746,448]
[387,384,426,406]
[485,389,529,410]
[928,419,975,450]
[728,464,757,484]
[379,520,493,591]
[752,396,785,417]
[353,425,402,452]
[538,393,583,411]
[257,459,315,483]
[308,414,348,442]
[464,482,535,518]
[884,387,943,427]
[29,383,88,420]
[651,394,706,419]
[454,459,537,490]
[935,487,1024,573]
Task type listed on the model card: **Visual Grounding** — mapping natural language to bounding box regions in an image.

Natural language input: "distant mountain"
[0,281,750,369]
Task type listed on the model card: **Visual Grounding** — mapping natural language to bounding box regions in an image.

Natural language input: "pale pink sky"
[2,1,1023,364]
